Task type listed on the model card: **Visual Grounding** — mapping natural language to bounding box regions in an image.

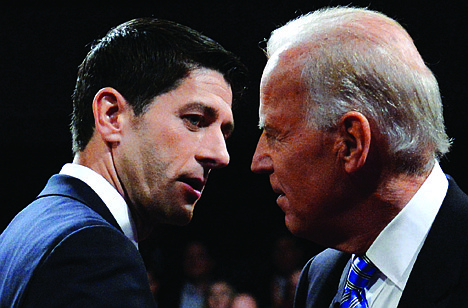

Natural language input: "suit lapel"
[296,249,350,308]
[37,174,122,232]
[398,176,468,307]
[330,257,351,307]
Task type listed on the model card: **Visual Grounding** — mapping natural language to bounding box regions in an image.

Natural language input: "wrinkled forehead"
[259,45,309,120]
[262,44,308,85]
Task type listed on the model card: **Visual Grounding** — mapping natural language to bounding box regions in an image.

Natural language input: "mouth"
[276,193,285,202]
[179,177,206,201]
[272,185,284,197]
[272,186,286,204]
[182,177,205,192]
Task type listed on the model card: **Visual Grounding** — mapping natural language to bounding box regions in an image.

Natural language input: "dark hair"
[71,18,247,153]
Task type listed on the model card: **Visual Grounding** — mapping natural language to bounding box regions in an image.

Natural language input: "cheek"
[141,125,190,169]
[282,141,340,206]
[279,146,319,186]
[116,125,170,189]
[160,131,199,174]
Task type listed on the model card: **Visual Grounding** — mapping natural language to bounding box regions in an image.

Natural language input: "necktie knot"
[340,255,377,308]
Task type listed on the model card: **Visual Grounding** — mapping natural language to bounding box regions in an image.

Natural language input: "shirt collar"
[59,163,138,248]
[366,161,448,290]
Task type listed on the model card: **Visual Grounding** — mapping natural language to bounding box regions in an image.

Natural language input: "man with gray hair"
[251,6,468,307]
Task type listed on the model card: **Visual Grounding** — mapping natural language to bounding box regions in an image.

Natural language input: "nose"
[196,130,230,170]
[251,132,273,174]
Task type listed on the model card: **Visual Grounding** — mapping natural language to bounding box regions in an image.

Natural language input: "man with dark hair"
[0,18,246,307]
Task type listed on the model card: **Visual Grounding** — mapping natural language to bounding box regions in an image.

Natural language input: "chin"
[176,215,193,226]
[148,202,194,226]
[284,216,300,234]
[285,215,309,239]
[170,204,195,226]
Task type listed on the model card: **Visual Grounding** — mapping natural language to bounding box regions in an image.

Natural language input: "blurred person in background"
[232,293,259,308]
[178,241,217,308]
[206,280,236,308]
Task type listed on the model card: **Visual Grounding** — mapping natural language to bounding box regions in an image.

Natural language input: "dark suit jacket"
[0,174,156,307]
[294,176,468,308]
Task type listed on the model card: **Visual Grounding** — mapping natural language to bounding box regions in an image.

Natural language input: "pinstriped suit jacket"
[0,174,156,307]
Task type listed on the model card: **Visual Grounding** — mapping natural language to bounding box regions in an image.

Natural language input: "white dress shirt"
[59,163,139,248]
[361,162,448,307]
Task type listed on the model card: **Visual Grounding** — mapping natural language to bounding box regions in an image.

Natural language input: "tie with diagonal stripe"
[340,255,377,308]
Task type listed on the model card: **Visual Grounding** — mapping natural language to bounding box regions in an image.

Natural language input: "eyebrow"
[180,101,217,117]
[181,102,235,138]
[258,116,265,130]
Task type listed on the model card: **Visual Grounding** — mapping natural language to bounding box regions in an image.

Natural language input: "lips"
[271,185,284,197]
[271,185,286,206]
[181,177,205,192]
[179,177,206,202]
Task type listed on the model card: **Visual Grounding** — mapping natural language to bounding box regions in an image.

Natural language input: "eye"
[263,126,283,146]
[183,114,204,129]
[263,127,275,140]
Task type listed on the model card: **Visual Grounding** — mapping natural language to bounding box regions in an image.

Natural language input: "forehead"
[260,47,308,123]
[147,68,233,115]
[178,68,233,107]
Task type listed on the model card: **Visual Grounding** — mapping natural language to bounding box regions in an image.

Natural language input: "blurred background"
[1,1,465,307]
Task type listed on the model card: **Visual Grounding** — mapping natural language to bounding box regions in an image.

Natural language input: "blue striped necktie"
[340,255,377,308]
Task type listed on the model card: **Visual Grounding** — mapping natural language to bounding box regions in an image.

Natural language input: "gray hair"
[266,7,451,174]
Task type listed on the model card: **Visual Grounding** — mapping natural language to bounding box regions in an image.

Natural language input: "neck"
[73,141,125,198]
[335,165,433,254]
[72,138,153,241]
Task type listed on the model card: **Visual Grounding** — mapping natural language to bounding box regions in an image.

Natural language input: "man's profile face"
[251,48,346,241]
[115,68,233,226]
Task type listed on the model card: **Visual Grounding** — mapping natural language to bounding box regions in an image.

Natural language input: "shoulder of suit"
[309,249,349,273]
[0,194,127,306]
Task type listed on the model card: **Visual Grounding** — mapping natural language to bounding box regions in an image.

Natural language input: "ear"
[92,87,131,145]
[337,111,371,174]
